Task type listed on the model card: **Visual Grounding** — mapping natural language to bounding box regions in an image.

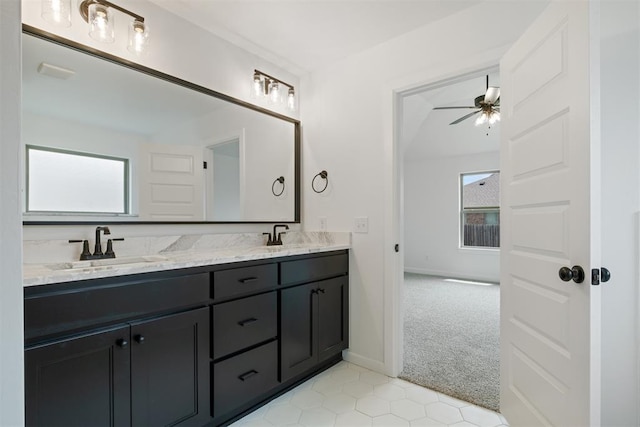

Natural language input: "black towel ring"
[272,176,285,196]
[312,170,329,193]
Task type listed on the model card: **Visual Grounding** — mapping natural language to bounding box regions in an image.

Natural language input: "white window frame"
[460,170,500,249]
[26,145,130,215]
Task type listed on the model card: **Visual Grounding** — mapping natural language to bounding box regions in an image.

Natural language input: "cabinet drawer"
[213,263,277,300]
[281,253,348,286]
[213,292,277,359]
[25,273,210,343]
[213,341,278,417]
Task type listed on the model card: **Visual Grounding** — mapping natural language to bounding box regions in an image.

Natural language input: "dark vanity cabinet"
[24,250,348,427]
[280,254,349,382]
[24,272,211,427]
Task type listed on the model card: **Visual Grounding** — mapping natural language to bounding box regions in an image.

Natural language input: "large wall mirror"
[22,26,300,224]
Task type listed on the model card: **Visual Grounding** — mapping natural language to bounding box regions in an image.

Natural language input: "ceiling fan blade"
[449,110,480,125]
[484,87,500,104]
[433,106,477,110]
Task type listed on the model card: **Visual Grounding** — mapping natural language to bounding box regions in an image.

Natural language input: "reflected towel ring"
[272,176,285,196]
[312,170,329,193]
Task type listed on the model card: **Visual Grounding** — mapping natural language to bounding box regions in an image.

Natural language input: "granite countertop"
[23,240,350,287]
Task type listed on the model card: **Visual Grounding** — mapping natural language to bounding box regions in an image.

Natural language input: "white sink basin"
[46,255,168,271]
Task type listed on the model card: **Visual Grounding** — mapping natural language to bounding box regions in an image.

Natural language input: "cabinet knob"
[134,334,145,344]
[116,338,128,348]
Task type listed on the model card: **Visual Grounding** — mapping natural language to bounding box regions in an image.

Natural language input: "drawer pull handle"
[239,277,258,284]
[238,317,258,327]
[134,335,145,344]
[238,370,259,381]
[116,338,128,348]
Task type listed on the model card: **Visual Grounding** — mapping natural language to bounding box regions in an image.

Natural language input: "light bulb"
[287,88,296,111]
[41,0,71,27]
[88,3,114,43]
[268,81,280,104]
[252,73,263,99]
[127,20,149,55]
[475,112,488,126]
[488,111,498,125]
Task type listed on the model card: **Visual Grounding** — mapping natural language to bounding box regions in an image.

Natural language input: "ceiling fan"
[433,75,500,126]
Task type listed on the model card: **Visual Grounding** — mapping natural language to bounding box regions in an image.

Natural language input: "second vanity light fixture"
[41,0,150,56]
[252,69,296,112]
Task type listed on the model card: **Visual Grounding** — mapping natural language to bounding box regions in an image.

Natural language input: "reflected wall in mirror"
[21,29,299,224]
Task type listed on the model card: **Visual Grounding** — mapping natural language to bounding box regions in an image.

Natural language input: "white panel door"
[500,1,600,426]
[138,143,204,220]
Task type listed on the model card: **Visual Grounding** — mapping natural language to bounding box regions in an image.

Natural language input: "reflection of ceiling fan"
[433,75,500,126]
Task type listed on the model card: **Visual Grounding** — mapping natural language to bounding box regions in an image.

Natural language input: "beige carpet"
[399,273,500,411]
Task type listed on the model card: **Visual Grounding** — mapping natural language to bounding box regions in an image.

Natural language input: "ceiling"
[147,0,483,75]
[402,71,501,160]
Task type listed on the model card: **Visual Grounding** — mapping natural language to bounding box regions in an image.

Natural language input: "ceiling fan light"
[475,112,488,126]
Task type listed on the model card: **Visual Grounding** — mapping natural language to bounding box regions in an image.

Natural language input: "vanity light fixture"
[42,0,150,55]
[252,69,296,112]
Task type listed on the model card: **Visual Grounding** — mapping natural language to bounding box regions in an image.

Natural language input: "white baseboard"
[404,266,499,284]
[342,350,387,375]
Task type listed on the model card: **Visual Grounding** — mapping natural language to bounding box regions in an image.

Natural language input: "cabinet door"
[25,326,130,427]
[280,283,318,382]
[317,276,349,363]
[130,308,210,427]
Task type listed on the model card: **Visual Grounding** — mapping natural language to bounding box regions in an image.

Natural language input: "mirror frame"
[22,24,300,226]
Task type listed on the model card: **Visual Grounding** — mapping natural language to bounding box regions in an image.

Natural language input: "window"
[27,145,129,214]
[461,171,500,248]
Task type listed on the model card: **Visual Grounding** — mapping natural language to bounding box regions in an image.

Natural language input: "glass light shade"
[268,81,280,104]
[287,88,296,111]
[127,20,149,55]
[252,73,264,99]
[41,0,71,27]
[475,112,488,126]
[88,3,115,43]
[488,111,500,125]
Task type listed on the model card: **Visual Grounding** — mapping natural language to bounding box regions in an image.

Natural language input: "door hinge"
[203,161,208,169]
[591,267,611,286]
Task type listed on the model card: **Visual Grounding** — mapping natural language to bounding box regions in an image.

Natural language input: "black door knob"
[116,338,128,348]
[559,265,585,283]
[134,335,145,344]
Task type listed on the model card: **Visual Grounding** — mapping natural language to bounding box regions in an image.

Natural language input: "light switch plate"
[354,217,368,233]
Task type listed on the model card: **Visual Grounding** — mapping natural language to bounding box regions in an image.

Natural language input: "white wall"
[0,1,24,425]
[404,152,500,283]
[600,1,640,425]
[300,1,547,371]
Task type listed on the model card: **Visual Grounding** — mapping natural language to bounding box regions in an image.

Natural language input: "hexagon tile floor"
[230,361,509,427]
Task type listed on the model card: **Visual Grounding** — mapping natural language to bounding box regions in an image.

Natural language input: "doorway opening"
[397,67,501,411]
[204,135,245,221]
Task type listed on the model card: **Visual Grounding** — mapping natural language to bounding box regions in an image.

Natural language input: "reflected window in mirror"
[26,145,129,215]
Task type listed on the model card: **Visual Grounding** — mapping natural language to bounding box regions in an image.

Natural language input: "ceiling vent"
[37,62,76,80]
